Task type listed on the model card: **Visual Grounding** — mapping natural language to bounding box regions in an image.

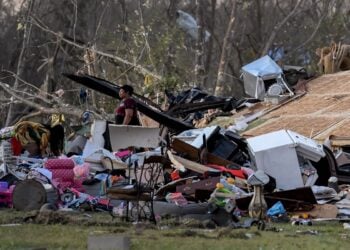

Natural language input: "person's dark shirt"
[115,98,140,125]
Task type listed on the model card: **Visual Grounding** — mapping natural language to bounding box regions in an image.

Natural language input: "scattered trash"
[295,230,319,235]
[176,10,211,42]
[267,201,286,216]
[0,223,22,227]
[291,219,313,226]
[244,233,255,239]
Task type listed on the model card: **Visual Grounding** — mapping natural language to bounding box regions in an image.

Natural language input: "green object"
[212,187,232,207]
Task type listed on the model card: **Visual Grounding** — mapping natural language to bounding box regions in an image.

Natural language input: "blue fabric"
[268,46,285,62]
[267,201,286,216]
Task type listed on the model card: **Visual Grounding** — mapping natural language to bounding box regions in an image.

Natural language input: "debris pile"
[1,56,350,232]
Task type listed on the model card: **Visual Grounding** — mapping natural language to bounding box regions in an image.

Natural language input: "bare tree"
[1,0,349,122]
[164,0,179,76]
[83,45,97,107]
[194,0,205,87]
[1,73,106,121]
[290,0,331,55]
[203,0,217,89]
[5,0,35,126]
[260,0,302,56]
[119,0,129,42]
[214,1,237,97]
[31,17,162,80]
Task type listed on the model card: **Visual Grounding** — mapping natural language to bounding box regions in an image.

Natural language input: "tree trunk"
[5,0,35,126]
[194,0,206,87]
[83,45,97,108]
[164,0,179,76]
[40,37,60,97]
[214,1,236,97]
[203,0,216,90]
[291,0,331,54]
[119,0,128,42]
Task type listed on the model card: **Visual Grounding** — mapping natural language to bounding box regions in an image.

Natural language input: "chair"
[107,155,166,222]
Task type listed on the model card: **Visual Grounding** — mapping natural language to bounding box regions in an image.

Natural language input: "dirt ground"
[1,208,350,249]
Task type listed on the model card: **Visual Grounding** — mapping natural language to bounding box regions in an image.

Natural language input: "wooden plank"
[167,150,186,172]
[171,154,216,174]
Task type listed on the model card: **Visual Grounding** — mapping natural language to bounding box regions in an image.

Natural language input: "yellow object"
[301,213,309,219]
[216,183,224,189]
[144,74,154,87]
[227,177,235,185]
[14,121,50,155]
[51,114,65,127]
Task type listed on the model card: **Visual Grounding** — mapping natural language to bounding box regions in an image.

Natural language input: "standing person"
[115,84,140,125]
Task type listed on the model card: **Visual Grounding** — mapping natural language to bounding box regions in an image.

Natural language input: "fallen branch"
[0,80,104,121]
[17,111,43,123]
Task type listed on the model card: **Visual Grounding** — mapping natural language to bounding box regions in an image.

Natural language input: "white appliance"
[247,130,325,190]
[108,125,160,150]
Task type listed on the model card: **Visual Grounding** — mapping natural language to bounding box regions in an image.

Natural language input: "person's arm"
[123,108,134,125]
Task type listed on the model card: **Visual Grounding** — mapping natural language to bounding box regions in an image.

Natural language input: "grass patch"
[1,209,350,249]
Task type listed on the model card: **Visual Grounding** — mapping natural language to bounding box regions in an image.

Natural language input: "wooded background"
[0,0,349,127]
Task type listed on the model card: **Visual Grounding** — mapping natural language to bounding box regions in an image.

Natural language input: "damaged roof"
[242,71,350,144]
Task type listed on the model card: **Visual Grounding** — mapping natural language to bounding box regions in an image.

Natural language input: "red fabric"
[207,164,246,179]
[11,137,22,156]
[115,150,131,158]
[171,170,180,181]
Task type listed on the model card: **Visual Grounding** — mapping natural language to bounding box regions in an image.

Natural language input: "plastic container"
[165,192,188,206]
[0,181,8,191]
[220,178,248,197]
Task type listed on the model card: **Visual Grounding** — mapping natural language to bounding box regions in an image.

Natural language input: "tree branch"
[0,79,104,121]
[6,0,35,126]
[30,16,162,80]
[214,0,237,96]
[260,0,302,56]
[291,8,328,54]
